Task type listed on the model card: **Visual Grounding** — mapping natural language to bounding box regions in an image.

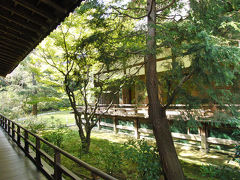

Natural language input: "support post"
[4,118,7,130]
[17,126,21,146]
[199,123,209,153]
[134,119,140,139]
[12,122,15,141]
[35,137,42,167]
[53,149,62,180]
[24,130,29,153]
[97,116,101,130]
[113,117,118,134]
[8,120,10,135]
[0,116,2,127]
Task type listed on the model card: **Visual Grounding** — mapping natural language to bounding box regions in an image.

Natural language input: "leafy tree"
[107,0,240,179]
[0,57,68,119]
[37,9,134,153]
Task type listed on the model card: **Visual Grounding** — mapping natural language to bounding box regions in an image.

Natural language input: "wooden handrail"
[0,114,117,180]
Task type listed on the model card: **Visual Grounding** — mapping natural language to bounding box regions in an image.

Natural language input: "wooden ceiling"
[0,0,83,77]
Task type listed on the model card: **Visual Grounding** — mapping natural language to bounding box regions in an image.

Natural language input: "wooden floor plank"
[0,129,47,180]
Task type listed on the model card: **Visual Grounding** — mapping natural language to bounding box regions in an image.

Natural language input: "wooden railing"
[0,114,117,180]
[78,104,240,153]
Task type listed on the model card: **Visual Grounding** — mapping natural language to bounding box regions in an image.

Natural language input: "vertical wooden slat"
[8,119,10,134]
[17,125,21,146]
[113,117,118,134]
[12,122,15,141]
[24,130,29,153]
[134,119,140,139]
[53,149,62,180]
[199,123,209,153]
[97,116,101,130]
[35,137,42,167]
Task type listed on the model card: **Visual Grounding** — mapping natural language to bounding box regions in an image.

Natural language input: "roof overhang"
[0,0,83,77]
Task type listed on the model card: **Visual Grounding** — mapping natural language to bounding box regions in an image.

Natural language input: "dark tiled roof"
[0,0,82,76]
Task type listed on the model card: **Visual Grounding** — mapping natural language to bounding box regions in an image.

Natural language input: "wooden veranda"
[0,128,47,180]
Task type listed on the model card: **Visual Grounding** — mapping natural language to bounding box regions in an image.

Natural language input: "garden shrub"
[23,116,47,133]
[98,143,124,176]
[123,139,162,180]
[200,165,240,180]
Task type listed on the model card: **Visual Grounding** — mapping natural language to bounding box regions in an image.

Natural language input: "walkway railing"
[0,114,117,180]
[78,104,240,153]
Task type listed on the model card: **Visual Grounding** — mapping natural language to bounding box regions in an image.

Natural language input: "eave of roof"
[0,0,83,77]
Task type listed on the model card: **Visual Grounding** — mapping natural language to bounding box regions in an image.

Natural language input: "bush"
[97,144,124,176]
[23,116,47,133]
[123,139,162,180]
[200,165,240,180]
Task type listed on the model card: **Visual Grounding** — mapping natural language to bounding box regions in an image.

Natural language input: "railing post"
[97,116,101,130]
[4,118,7,131]
[134,119,140,139]
[0,115,2,127]
[24,130,29,153]
[17,125,21,146]
[53,149,62,180]
[12,122,15,141]
[35,137,42,167]
[113,117,118,134]
[8,119,10,134]
[199,123,209,153]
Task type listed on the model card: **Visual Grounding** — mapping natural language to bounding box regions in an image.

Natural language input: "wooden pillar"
[12,122,15,141]
[0,116,2,127]
[17,126,21,146]
[134,119,140,139]
[54,149,62,180]
[97,116,101,130]
[24,130,29,154]
[4,118,7,130]
[7,120,10,135]
[187,128,190,135]
[35,137,42,167]
[113,117,118,134]
[199,123,209,153]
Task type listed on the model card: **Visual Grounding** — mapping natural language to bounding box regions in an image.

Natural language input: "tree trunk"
[145,0,185,179]
[32,72,38,116]
[78,128,91,154]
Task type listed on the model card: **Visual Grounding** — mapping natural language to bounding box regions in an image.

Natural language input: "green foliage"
[123,139,162,180]
[97,144,124,176]
[200,165,240,180]
[42,128,68,148]
[233,145,240,165]
[23,117,47,133]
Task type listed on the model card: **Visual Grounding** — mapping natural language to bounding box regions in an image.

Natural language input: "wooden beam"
[0,44,24,54]
[0,28,34,43]
[0,8,43,33]
[0,47,22,57]
[0,19,38,39]
[39,0,66,14]
[0,52,20,61]
[0,38,30,50]
[13,0,55,20]
[0,1,49,28]
[0,35,32,48]
[0,59,14,66]
[0,51,20,59]
[0,31,33,45]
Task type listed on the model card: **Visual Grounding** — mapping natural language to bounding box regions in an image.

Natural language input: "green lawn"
[38,111,75,125]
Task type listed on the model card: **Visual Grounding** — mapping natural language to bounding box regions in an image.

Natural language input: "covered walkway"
[0,128,47,180]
